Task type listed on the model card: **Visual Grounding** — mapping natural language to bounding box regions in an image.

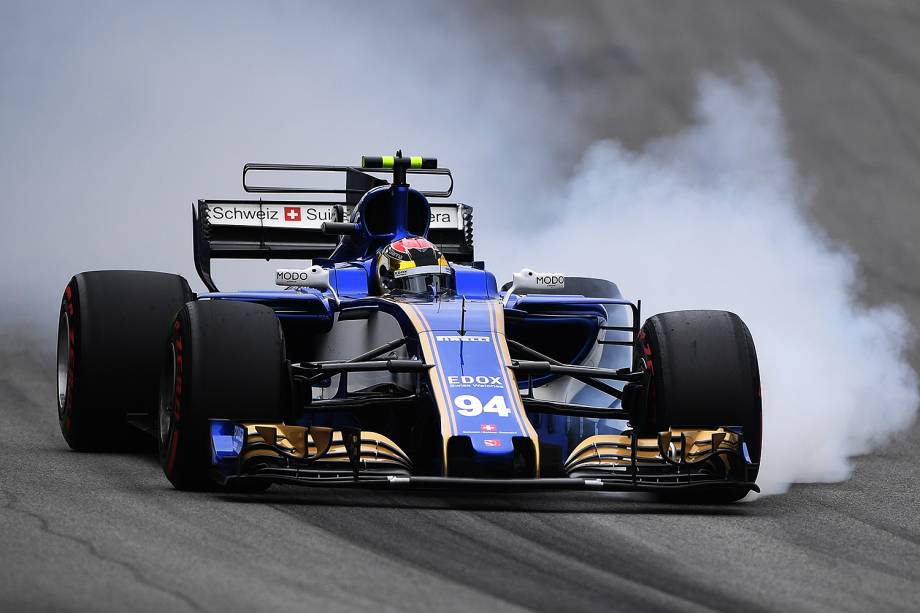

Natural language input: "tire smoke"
[485,66,919,493]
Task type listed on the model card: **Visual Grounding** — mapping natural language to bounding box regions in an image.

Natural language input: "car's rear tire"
[57,271,194,451]
[158,300,288,491]
[634,310,761,503]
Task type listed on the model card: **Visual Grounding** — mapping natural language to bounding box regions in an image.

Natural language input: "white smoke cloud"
[486,66,919,493]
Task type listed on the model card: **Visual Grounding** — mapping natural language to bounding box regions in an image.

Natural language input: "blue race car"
[56,153,762,502]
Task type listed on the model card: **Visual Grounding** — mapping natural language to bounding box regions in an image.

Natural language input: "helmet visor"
[392,265,452,294]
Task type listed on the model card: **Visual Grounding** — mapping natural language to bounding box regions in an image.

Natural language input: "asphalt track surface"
[4,2,920,612]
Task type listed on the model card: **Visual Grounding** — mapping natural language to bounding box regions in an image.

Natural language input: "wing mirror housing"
[276,265,339,305]
[502,268,566,305]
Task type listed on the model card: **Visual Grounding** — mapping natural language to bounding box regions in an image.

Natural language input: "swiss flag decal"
[284,207,301,222]
[480,424,497,433]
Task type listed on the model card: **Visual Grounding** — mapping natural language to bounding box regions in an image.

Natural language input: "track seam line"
[0,489,205,613]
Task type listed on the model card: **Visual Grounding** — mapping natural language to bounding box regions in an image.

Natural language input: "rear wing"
[194,159,473,291]
[193,199,474,291]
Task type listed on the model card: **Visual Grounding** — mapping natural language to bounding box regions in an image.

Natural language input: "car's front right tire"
[158,300,288,490]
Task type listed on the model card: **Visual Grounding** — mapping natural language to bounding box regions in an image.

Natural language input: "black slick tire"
[57,271,194,451]
[634,310,761,503]
[157,300,288,491]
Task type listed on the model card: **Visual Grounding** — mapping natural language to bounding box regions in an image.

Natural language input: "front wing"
[209,421,760,494]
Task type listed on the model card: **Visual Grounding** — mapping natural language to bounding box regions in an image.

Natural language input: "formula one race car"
[56,152,762,502]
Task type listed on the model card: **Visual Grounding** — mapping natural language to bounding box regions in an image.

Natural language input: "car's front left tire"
[633,309,762,503]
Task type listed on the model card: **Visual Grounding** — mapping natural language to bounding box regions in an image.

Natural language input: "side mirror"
[502,268,566,305]
[276,265,339,305]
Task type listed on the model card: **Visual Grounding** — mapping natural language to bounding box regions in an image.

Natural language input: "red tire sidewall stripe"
[635,326,658,431]
[165,316,185,476]
[62,280,78,432]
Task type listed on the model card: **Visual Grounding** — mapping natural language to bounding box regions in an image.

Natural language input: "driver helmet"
[376,237,451,295]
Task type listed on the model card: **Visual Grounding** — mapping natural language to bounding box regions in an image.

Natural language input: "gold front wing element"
[239,424,412,471]
[564,428,743,475]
